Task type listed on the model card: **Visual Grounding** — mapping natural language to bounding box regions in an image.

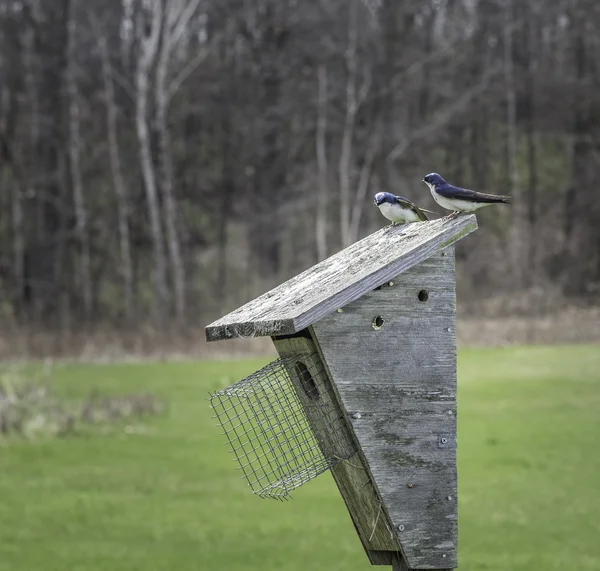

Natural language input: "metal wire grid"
[209,356,355,499]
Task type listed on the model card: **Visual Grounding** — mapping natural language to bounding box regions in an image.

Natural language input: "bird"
[422,173,512,219]
[374,192,430,225]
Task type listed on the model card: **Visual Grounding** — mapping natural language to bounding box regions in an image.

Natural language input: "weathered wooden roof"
[205,215,477,342]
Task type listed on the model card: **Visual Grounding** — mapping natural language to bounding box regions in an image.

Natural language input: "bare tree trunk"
[22,15,37,320]
[339,1,358,248]
[504,0,522,287]
[563,11,600,295]
[120,0,135,71]
[315,64,329,261]
[11,183,24,311]
[0,129,25,317]
[216,98,234,310]
[216,167,232,310]
[135,0,168,325]
[155,102,185,322]
[349,123,380,243]
[154,0,199,322]
[524,8,538,279]
[67,0,92,319]
[0,51,25,316]
[97,30,134,321]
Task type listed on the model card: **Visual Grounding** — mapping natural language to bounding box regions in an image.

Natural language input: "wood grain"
[311,248,458,569]
[391,552,451,571]
[206,215,476,342]
[391,553,408,571]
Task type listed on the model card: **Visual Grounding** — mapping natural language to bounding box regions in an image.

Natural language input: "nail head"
[398,524,404,531]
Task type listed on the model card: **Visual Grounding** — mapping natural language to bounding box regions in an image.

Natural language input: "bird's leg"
[442,211,460,220]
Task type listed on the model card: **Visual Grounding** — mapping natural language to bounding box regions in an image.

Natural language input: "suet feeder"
[206,215,478,570]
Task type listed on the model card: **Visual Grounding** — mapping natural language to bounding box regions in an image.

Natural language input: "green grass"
[1,346,599,571]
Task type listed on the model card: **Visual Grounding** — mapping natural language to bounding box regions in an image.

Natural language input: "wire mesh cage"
[210,355,356,499]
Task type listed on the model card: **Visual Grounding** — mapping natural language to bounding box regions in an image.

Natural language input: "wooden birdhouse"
[206,215,478,571]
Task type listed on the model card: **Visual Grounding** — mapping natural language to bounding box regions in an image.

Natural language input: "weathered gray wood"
[328,455,400,557]
[205,216,476,341]
[391,553,409,571]
[311,248,458,570]
[391,553,451,571]
[369,551,393,566]
[272,334,403,564]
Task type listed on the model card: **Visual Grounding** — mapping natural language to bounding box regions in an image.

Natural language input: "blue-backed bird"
[374,192,430,225]
[422,173,511,219]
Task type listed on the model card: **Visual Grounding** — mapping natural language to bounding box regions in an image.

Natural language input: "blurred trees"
[0,0,599,333]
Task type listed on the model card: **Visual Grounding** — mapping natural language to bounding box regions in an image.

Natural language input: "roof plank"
[205,215,477,342]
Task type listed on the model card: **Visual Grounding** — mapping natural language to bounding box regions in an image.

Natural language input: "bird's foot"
[442,211,460,221]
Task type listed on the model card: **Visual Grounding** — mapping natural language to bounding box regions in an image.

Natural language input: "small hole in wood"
[295,362,320,401]
[418,289,429,302]
[372,316,384,330]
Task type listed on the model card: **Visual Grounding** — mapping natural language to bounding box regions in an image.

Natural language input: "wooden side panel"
[272,335,402,564]
[311,247,458,570]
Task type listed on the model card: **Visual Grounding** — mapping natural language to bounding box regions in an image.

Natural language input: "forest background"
[1,0,599,359]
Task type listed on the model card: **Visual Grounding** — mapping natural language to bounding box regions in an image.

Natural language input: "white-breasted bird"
[422,172,512,219]
[374,192,430,225]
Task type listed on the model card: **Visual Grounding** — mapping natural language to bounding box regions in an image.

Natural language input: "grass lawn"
[0,345,599,571]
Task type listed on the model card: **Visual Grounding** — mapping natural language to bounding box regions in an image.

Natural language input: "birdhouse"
[206,215,478,571]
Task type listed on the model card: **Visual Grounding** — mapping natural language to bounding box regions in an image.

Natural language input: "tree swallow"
[422,173,512,219]
[374,192,429,225]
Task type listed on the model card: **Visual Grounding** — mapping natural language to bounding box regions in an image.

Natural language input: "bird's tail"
[478,192,512,204]
[413,205,429,221]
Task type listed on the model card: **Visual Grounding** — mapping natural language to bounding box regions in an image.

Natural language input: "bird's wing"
[435,184,511,204]
[395,196,428,221]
